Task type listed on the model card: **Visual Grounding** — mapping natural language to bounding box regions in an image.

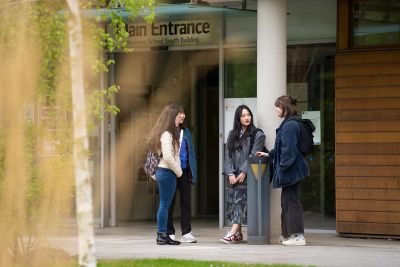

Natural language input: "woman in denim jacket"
[167,103,198,243]
[257,95,309,246]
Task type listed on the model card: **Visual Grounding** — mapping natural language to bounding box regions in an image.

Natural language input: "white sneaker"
[169,234,178,242]
[282,234,306,246]
[181,232,197,243]
[279,235,288,244]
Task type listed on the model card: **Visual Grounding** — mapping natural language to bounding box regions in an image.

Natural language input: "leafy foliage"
[30,1,67,105]
[0,0,155,264]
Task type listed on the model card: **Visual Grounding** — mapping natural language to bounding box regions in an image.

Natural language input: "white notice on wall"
[301,111,321,145]
[224,98,257,143]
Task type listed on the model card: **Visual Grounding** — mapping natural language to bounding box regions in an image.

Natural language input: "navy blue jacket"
[269,116,309,188]
[183,127,198,185]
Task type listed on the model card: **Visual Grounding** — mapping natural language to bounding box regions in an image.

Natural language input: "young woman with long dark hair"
[148,104,183,245]
[221,105,265,243]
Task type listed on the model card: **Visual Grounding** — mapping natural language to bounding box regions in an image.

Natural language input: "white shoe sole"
[282,240,306,246]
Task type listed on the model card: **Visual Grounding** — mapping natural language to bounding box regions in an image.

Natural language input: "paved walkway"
[47,219,400,267]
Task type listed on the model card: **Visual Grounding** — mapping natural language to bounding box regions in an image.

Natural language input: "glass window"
[351,0,400,47]
[287,43,336,228]
[224,48,257,98]
[223,48,256,226]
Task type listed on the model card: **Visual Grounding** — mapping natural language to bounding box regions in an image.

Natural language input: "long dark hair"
[169,102,185,129]
[148,103,181,154]
[227,105,256,152]
[275,95,298,118]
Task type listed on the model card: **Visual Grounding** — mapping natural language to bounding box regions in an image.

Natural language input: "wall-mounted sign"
[126,19,221,48]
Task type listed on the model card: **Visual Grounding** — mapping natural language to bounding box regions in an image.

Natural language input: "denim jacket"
[269,116,309,188]
[183,127,198,185]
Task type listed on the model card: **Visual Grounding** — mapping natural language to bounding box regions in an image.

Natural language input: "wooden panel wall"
[336,50,400,236]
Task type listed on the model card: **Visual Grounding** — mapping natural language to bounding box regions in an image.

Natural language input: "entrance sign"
[127,19,220,47]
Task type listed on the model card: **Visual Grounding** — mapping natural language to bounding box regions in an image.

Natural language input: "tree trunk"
[66,0,96,266]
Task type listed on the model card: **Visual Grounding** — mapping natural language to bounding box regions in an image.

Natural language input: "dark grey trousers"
[281,180,304,237]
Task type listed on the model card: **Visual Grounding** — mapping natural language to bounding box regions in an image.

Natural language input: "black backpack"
[297,118,316,155]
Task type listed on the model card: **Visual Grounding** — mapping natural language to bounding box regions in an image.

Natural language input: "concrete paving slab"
[46,220,400,267]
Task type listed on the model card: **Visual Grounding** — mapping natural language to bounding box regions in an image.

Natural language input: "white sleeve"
[160,131,183,177]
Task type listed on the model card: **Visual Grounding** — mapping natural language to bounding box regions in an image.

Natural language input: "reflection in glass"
[352,0,400,46]
[287,44,336,229]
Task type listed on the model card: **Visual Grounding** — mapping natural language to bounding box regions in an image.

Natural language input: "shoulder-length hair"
[148,103,181,153]
[227,105,256,152]
[275,95,298,118]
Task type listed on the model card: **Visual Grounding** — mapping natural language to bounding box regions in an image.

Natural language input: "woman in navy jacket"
[257,95,309,246]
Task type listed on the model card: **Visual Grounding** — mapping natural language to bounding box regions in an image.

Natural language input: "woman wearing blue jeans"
[148,104,183,245]
[167,103,198,243]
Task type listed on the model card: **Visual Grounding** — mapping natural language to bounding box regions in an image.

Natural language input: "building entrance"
[112,49,220,223]
[196,64,219,216]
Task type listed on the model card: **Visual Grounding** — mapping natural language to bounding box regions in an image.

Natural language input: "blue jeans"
[155,167,177,233]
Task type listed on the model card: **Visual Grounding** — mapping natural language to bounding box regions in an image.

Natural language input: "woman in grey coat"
[221,105,266,244]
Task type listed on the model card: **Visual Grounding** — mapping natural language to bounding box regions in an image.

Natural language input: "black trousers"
[167,168,192,235]
[281,180,304,237]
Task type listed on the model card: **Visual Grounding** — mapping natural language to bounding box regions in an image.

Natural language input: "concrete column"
[257,0,287,244]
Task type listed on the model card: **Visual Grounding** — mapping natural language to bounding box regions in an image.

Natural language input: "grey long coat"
[224,129,266,185]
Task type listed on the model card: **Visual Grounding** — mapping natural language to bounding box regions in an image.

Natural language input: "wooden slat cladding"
[336,177,400,189]
[337,86,400,99]
[337,199,400,212]
[337,211,400,224]
[336,132,400,143]
[336,121,400,132]
[336,143,400,155]
[336,188,400,201]
[337,98,400,109]
[336,63,400,77]
[336,155,400,166]
[336,109,400,121]
[336,50,400,236]
[336,51,400,64]
[336,222,400,236]
[336,166,400,177]
[336,75,400,88]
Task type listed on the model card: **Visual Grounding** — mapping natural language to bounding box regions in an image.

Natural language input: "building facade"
[89,0,399,240]
[335,0,400,236]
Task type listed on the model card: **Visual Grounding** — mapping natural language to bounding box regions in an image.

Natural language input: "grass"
[14,258,312,267]
[98,259,308,267]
